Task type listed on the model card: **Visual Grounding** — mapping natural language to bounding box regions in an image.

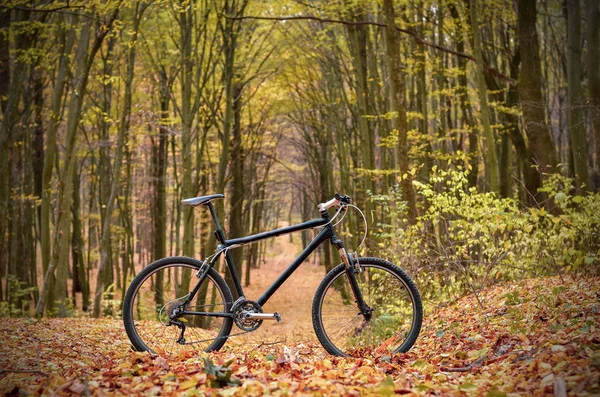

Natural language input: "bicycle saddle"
[181,194,224,207]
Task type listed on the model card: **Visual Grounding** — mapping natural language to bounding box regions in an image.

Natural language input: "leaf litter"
[0,275,598,396]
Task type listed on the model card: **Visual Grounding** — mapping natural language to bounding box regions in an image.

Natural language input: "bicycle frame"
[180,201,344,318]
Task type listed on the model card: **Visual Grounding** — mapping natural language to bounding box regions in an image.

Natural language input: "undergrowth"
[373,167,599,302]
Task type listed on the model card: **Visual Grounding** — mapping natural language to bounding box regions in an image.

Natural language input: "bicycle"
[123,193,422,357]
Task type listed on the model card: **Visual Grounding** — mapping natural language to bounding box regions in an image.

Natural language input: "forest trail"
[232,225,327,345]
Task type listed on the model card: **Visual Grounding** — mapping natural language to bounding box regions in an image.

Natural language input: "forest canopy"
[0,0,598,318]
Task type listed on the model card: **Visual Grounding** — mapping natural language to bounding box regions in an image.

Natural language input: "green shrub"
[374,168,599,301]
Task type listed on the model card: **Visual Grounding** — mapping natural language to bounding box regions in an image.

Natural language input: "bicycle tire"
[312,257,422,357]
[123,256,233,354]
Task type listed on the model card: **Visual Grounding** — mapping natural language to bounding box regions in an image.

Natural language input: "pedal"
[274,312,281,322]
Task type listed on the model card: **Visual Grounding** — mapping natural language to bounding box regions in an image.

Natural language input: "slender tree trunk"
[449,4,479,187]
[71,165,87,310]
[517,0,558,196]
[0,10,30,293]
[152,73,169,264]
[37,5,120,316]
[93,4,138,317]
[382,0,418,224]
[46,19,93,317]
[585,0,600,180]
[566,0,591,188]
[38,14,76,314]
[180,1,195,266]
[416,4,433,178]
[0,7,9,114]
[470,0,500,193]
[227,82,244,287]
[346,4,375,220]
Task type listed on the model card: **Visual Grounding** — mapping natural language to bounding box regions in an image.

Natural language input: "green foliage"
[535,173,600,271]
[374,168,599,301]
[203,357,240,388]
[0,275,37,317]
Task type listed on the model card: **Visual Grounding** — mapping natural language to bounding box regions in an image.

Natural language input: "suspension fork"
[330,225,372,319]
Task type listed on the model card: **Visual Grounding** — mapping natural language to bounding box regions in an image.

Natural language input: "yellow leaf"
[179,378,198,390]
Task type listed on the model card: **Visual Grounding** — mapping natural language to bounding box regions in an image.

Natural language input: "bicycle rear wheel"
[312,257,422,357]
[123,256,233,354]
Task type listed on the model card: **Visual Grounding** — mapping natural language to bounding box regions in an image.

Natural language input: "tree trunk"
[37,5,120,316]
[449,4,479,187]
[345,4,375,221]
[0,7,9,114]
[382,0,418,224]
[48,19,93,317]
[152,72,169,264]
[38,14,76,314]
[180,0,195,266]
[470,0,500,193]
[227,82,244,288]
[0,9,29,295]
[566,0,591,188]
[71,164,87,310]
[585,0,600,181]
[93,4,138,318]
[517,0,558,196]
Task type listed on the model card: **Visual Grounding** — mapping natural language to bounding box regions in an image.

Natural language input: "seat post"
[206,202,226,243]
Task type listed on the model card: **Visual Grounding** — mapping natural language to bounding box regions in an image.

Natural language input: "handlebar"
[317,193,352,212]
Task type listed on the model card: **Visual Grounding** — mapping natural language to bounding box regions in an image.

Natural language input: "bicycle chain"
[170,301,257,346]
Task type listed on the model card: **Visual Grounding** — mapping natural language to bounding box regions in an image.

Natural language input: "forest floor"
[1,237,599,396]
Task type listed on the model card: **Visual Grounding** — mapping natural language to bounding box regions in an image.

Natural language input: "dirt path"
[229,230,328,347]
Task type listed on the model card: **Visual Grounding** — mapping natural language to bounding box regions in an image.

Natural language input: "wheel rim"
[127,263,229,354]
[318,264,417,356]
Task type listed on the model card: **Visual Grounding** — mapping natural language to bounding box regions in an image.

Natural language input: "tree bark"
[71,164,87,310]
[93,4,138,318]
[227,82,244,286]
[470,0,500,193]
[37,5,120,316]
[38,14,76,314]
[585,0,600,181]
[449,3,479,187]
[0,9,29,293]
[566,0,591,188]
[345,3,375,220]
[517,0,558,195]
[47,18,93,317]
[382,0,418,224]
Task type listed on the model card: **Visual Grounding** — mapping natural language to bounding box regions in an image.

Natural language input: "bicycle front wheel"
[312,257,422,357]
[123,256,233,355]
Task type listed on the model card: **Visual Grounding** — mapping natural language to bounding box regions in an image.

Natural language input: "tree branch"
[2,1,85,13]
[225,14,515,85]
[0,368,49,377]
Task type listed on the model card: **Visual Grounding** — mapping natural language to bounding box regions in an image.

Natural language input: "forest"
[1,0,600,394]
[2,0,598,317]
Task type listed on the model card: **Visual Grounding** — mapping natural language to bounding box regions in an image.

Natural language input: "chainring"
[232,300,263,331]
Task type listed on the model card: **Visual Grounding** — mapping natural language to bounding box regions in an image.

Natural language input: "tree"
[566,0,591,188]
[517,0,558,198]
[585,0,600,179]
[382,0,418,223]
[37,4,121,316]
[469,0,500,194]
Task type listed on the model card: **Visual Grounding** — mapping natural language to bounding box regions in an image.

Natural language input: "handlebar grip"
[318,194,352,211]
[335,193,352,204]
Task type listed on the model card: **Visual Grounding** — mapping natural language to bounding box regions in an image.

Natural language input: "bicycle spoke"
[315,260,422,356]
[124,261,233,355]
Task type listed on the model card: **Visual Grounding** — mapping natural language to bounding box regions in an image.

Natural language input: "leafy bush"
[0,275,37,317]
[374,168,599,301]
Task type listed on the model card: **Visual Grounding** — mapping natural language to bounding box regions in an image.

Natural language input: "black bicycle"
[123,193,422,357]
